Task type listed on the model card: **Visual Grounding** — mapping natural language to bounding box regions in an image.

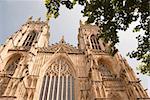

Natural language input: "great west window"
[39,58,75,100]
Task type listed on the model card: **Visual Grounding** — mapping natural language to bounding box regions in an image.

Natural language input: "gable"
[37,42,84,54]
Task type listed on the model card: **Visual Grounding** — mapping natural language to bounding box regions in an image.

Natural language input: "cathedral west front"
[0,17,149,100]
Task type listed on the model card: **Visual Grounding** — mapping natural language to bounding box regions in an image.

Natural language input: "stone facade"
[0,17,149,100]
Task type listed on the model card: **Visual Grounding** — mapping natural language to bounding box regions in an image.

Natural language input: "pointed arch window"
[23,31,37,47]
[98,62,112,76]
[39,58,75,100]
[90,35,101,50]
[5,54,21,75]
[0,54,21,95]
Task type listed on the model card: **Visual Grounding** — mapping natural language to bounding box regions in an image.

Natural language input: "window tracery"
[23,32,37,47]
[0,55,21,95]
[98,63,112,76]
[109,93,121,100]
[5,55,21,75]
[46,59,72,76]
[40,58,75,100]
[90,35,101,50]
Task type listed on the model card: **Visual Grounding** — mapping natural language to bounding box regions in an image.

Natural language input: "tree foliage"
[44,0,150,75]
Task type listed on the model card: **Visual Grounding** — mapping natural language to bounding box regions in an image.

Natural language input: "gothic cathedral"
[0,17,149,100]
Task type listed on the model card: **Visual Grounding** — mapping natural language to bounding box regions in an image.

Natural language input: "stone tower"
[0,17,149,100]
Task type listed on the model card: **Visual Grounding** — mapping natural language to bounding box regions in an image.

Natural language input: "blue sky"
[0,0,149,94]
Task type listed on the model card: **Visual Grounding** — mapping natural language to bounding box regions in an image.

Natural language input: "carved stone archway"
[39,56,75,100]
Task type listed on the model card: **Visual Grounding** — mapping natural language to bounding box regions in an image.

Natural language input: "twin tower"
[0,17,149,100]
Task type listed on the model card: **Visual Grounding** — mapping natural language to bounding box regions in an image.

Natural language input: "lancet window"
[23,32,37,47]
[90,35,101,50]
[40,58,75,100]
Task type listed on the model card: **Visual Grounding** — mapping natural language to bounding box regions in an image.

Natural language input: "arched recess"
[38,54,76,100]
[97,56,117,75]
[89,34,101,50]
[108,92,122,100]
[98,61,112,77]
[96,86,101,97]
[0,53,23,96]
[4,53,22,75]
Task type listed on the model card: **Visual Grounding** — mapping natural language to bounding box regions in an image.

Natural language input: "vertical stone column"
[61,76,64,100]
[47,75,52,100]
[41,75,48,100]
[51,76,56,100]
[70,76,73,100]
[66,75,68,100]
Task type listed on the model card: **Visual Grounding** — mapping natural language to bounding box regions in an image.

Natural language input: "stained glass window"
[40,58,75,100]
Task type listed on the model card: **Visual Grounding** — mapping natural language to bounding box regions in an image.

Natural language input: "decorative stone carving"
[0,18,149,100]
[46,58,72,76]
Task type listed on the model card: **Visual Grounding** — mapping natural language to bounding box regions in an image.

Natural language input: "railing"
[0,96,16,100]
[137,98,150,100]
[95,97,114,100]
[8,46,31,51]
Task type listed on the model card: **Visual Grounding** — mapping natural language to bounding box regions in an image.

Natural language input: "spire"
[36,17,41,22]
[80,20,83,26]
[27,16,33,22]
[45,19,49,24]
[0,55,3,63]
[59,35,65,43]
[46,13,52,23]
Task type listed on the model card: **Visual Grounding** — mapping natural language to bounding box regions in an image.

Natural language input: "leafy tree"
[44,0,150,75]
